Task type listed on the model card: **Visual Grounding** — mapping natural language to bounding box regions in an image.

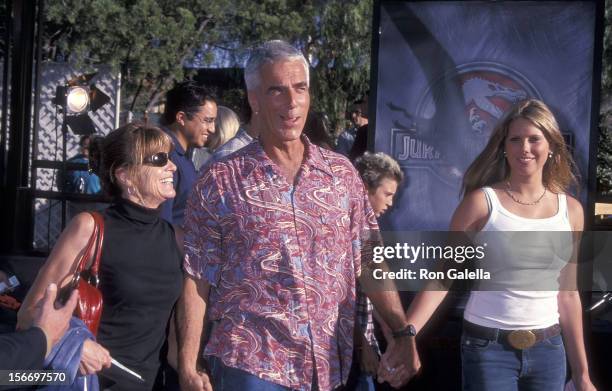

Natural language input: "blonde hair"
[462,99,579,196]
[207,106,240,150]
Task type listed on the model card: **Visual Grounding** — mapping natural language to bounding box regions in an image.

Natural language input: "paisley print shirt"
[183,137,378,391]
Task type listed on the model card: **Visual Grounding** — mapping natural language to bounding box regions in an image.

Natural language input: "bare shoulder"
[67,212,96,241]
[565,194,584,231]
[450,189,490,231]
[50,212,97,259]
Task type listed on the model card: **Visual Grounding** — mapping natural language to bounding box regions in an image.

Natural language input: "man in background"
[160,81,217,225]
[336,99,368,157]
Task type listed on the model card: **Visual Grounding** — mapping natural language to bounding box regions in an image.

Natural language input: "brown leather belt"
[463,320,561,350]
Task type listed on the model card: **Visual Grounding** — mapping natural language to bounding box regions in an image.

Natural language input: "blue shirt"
[335,127,358,157]
[211,127,254,162]
[64,155,101,194]
[160,128,197,226]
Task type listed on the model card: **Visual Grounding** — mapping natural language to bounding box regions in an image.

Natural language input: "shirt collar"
[163,126,187,156]
[246,134,335,180]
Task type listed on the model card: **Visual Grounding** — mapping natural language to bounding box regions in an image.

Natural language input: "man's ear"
[247,91,259,114]
[175,111,187,127]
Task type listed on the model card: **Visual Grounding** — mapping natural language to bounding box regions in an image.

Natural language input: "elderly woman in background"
[18,123,184,391]
[192,105,241,170]
[345,151,404,391]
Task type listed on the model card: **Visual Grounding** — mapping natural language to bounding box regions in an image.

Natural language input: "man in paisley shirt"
[177,40,419,391]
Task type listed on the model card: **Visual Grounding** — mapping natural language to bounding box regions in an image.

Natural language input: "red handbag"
[60,211,105,335]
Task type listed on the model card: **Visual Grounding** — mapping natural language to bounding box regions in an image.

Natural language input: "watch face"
[408,324,417,336]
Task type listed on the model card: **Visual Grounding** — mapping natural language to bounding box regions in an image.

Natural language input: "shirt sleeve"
[182,166,224,287]
[0,327,47,372]
[335,131,351,157]
[347,164,380,279]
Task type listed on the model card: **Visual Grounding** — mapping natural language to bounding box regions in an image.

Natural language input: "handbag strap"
[88,211,105,277]
[73,211,105,285]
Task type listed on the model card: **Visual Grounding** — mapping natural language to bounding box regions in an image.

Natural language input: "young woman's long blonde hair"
[462,99,579,197]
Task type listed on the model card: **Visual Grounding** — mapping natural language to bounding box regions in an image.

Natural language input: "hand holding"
[179,368,213,391]
[377,336,420,388]
[79,339,112,375]
[32,283,79,355]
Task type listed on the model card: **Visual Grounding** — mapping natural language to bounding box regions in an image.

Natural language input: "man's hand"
[179,368,213,391]
[377,336,420,388]
[31,283,78,356]
[79,339,112,375]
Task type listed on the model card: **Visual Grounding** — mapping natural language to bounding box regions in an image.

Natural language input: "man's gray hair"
[244,40,310,91]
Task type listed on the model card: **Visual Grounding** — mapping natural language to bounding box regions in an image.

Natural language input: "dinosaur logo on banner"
[391,62,541,185]
[461,74,528,134]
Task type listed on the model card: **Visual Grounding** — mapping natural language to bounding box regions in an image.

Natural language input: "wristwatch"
[392,323,417,338]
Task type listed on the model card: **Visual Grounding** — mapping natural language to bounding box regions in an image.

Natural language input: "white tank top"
[463,187,572,329]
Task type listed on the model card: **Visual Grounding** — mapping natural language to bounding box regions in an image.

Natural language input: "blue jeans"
[354,374,375,391]
[461,332,566,391]
[207,356,320,391]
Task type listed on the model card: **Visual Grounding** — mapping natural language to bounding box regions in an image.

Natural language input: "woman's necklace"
[505,182,547,206]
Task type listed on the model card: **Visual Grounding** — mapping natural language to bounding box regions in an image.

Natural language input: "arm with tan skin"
[33,283,79,357]
[364,289,418,387]
[557,197,596,391]
[405,190,489,327]
[17,212,111,375]
[379,190,489,385]
[177,276,212,391]
[166,225,185,371]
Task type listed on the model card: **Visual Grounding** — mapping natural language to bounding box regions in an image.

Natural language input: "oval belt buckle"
[507,330,536,349]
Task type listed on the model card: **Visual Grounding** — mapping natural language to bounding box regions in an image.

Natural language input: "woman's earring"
[503,151,507,157]
[128,186,136,196]
[548,152,553,159]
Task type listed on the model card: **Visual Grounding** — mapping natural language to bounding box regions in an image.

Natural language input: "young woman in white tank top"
[398,100,595,391]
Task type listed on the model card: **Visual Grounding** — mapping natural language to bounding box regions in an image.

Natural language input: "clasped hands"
[376,337,421,389]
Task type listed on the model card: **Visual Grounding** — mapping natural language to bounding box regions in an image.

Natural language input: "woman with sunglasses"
[18,123,184,390]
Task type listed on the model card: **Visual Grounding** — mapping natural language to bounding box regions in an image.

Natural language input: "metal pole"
[1,0,36,253]
[0,0,13,190]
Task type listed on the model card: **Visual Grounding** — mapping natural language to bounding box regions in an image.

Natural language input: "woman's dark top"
[96,199,183,390]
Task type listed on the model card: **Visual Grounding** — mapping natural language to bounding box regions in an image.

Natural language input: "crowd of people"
[0,39,596,391]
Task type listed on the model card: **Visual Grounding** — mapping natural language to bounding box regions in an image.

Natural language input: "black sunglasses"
[143,152,170,167]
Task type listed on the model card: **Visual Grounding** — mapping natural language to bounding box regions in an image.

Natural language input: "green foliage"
[603,0,612,91]
[202,0,373,132]
[598,115,612,194]
[44,0,219,112]
[42,0,372,132]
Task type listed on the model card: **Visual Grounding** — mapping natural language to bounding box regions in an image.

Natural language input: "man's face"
[350,105,363,127]
[180,100,217,148]
[249,59,310,144]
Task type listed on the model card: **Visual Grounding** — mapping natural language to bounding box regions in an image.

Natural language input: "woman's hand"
[572,375,597,391]
[79,340,111,375]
